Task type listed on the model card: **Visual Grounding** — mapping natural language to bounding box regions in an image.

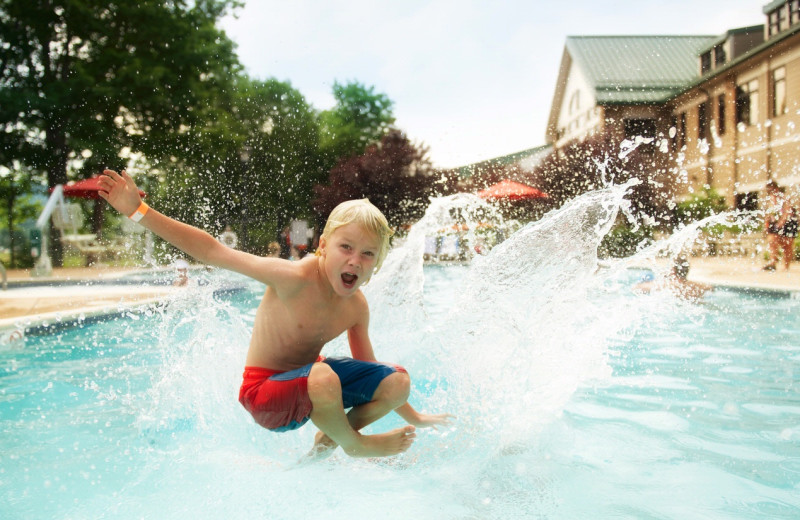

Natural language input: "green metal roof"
[456,144,552,178]
[566,35,717,103]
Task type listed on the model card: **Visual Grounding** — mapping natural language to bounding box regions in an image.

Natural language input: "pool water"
[1,186,799,519]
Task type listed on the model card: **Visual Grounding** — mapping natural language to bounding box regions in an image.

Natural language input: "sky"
[220,1,765,169]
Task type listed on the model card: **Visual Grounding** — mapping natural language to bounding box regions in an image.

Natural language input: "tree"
[313,129,435,228]
[319,81,395,170]
[0,165,42,267]
[0,0,242,264]
[155,77,323,253]
[525,133,677,225]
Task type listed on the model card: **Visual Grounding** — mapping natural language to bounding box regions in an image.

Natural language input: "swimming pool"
[1,186,799,519]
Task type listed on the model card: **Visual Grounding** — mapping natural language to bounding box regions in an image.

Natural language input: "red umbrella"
[477,179,548,201]
[55,175,146,199]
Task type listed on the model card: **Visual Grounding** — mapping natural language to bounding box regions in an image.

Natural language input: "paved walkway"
[654,255,800,293]
[1,256,798,332]
[1,266,179,330]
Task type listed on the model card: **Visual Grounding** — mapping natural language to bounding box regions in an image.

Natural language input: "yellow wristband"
[129,201,149,223]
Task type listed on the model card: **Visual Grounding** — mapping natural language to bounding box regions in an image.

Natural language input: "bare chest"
[264,287,354,346]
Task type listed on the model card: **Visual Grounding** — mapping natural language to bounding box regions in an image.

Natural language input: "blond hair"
[317,199,393,271]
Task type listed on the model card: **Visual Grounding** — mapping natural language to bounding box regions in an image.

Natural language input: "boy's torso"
[245,259,363,371]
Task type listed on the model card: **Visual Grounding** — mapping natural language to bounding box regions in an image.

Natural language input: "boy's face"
[319,222,380,296]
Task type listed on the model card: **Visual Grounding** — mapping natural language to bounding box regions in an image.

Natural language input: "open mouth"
[341,272,358,288]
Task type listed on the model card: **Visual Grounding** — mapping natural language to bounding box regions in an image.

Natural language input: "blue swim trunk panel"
[269,363,314,382]
[323,357,400,409]
[270,417,310,432]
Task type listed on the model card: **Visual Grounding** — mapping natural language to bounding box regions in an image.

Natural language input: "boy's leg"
[306,362,415,458]
[312,370,411,453]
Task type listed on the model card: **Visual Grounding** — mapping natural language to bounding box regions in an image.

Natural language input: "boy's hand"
[97,169,142,217]
[409,412,455,430]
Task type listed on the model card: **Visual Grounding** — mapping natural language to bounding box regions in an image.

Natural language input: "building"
[546,1,800,208]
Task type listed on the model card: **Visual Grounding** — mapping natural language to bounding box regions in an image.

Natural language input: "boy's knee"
[378,370,410,406]
[307,363,341,404]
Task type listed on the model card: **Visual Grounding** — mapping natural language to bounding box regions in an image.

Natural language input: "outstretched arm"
[98,169,286,284]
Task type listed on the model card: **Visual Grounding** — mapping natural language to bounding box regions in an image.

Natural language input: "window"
[568,91,580,115]
[769,10,781,36]
[736,80,759,126]
[700,52,712,74]
[714,45,726,67]
[677,112,686,149]
[792,0,800,24]
[773,67,787,117]
[698,102,707,140]
[717,93,726,135]
[624,118,656,152]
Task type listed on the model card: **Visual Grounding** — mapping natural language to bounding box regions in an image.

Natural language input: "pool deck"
[1,266,181,332]
[1,256,798,333]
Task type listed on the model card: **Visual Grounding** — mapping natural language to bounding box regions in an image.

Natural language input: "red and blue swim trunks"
[238,356,406,432]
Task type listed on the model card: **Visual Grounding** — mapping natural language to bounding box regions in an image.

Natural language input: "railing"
[31,185,71,276]
[690,232,764,257]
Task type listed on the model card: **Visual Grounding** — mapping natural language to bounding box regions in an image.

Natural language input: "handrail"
[32,184,68,277]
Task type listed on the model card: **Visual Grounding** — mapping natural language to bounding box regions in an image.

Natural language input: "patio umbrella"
[51,176,147,246]
[477,179,548,201]
[57,175,146,199]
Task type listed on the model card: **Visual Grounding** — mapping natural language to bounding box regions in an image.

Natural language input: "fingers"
[97,176,114,190]
[103,169,123,182]
[122,170,137,188]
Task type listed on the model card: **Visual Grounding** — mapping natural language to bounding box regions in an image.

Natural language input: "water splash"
[118,182,764,518]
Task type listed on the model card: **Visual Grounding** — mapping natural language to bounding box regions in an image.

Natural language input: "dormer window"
[767,1,792,37]
[713,44,726,66]
[701,52,712,74]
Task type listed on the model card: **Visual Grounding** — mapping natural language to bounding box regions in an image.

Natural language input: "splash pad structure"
[2,184,799,519]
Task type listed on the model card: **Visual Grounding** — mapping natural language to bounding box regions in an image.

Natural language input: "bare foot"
[341,425,416,458]
[302,431,338,462]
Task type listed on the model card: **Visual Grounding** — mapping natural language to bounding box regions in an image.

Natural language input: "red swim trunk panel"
[238,364,314,431]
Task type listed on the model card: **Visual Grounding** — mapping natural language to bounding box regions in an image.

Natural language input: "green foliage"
[598,224,654,258]
[0,0,241,263]
[673,188,728,228]
[319,81,395,170]
[313,129,434,227]
[1,5,413,261]
[0,165,44,267]
[527,133,677,226]
[153,77,323,252]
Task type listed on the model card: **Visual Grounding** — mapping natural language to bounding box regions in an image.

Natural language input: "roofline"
[681,23,800,94]
[455,144,552,176]
[699,25,764,53]
[546,47,573,143]
[566,34,718,39]
[764,0,785,14]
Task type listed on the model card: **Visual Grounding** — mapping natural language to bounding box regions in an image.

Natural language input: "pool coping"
[0,295,168,339]
[0,280,249,340]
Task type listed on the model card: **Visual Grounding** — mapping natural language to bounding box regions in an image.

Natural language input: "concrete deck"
[1,266,180,331]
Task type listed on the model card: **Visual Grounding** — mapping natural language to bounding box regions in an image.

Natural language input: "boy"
[98,169,450,458]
